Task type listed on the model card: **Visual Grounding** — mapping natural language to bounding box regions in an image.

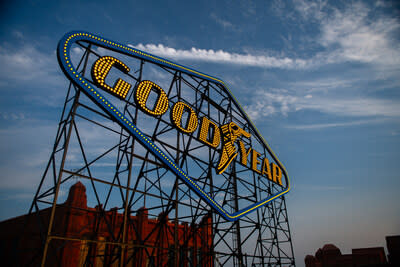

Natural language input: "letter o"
[135,80,169,116]
[171,101,198,133]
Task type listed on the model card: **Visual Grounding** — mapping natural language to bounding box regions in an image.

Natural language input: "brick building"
[0,182,212,266]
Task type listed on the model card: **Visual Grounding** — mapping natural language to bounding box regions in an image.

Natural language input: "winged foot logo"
[58,31,290,221]
[217,122,251,174]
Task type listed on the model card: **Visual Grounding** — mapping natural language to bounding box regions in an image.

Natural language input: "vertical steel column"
[40,89,81,267]
[119,136,134,267]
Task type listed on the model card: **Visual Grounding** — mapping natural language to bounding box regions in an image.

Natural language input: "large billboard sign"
[57,31,291,221]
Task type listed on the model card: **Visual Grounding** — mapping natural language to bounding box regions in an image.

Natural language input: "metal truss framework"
[23,39,295,267]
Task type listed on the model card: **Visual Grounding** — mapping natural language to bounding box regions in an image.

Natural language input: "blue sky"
[0,0,399,265]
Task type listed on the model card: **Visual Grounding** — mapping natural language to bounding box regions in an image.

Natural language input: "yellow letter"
[135,80,169,116]
[251,149,262,174]
[262,157,272,180]
[271,163,283,186]
[198,117,220,148]
[238,141,251,166]
[91,56,132,99]
[171,101,198,133]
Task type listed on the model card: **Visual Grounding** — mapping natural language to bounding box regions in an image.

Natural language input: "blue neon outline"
[57,31,290,221]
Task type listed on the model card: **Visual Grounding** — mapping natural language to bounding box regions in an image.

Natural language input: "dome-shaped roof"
[322,244,339,251]
[321,244,341,257]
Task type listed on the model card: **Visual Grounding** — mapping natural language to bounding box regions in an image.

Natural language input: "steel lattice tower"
[18,33,295,267]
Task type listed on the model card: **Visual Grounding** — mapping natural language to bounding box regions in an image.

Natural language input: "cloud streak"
[210,13,236,30]
[131,43,308,69]
[285,119,386,130]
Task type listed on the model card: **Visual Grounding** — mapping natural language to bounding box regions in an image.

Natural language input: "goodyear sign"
[58,31,290,221]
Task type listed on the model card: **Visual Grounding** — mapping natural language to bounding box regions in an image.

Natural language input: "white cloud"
[298,96,400,117]
[285,119,385,130]
[288,78,356,93]
[243,89,400,120]
[375,0,392,8]
[0,112,25,120]
[244,90,298,119]
[130,43,309,69]
[292,0,328,21]
[287,0,400,71]
[210,13,235,30]
[318,2,400,67]
[0,45,62,86]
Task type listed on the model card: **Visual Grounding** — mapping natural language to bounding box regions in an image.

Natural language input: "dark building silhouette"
[0,182,212,266]
[305,236,400,267]
[386,235,400,266]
